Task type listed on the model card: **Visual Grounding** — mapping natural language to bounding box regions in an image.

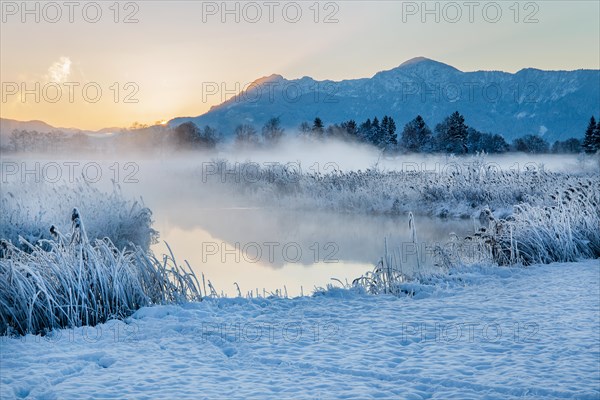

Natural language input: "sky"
[1,0,599,130]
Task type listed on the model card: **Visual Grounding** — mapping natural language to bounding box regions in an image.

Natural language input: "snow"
[168,62,600,143]
[1,260,598,399]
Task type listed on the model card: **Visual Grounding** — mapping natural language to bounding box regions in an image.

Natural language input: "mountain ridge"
[170,58,600,142]
[0,118,123,148]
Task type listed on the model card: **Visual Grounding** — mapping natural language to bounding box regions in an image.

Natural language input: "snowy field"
[1,153,598,399]
[1,260,598,399]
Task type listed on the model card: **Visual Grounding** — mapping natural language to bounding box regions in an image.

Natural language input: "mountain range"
[0,118,121,148]
[0,118,122,136]
[2,58,598,145]
[170,57,600,142]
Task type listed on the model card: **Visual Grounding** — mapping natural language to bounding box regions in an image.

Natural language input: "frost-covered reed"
[351,214,450,296]
[471,179,600,265]
[352,180,599,296]
[203,157,599,218]
[0,210,201,336]
[1,180,158,253]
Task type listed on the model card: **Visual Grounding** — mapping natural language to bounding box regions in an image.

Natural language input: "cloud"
[47,57,72,83]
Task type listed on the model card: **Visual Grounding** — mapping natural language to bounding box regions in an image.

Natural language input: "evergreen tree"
[370,117,382,145]
[583,116,598,153]
[401,115,432,152]
[312,117,325,137]
[595,121,600,152]
[326,124,347,139]
[381,116,389,134]
[341,120,358,139]
[434,111,469,153]
[358,118,372,142]
[380,115,397,148]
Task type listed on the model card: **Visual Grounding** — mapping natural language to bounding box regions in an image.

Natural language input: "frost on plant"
[0,180,158,253]
[0,209,201,336]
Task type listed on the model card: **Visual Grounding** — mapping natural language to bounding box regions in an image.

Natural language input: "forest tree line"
[3,113,600,155]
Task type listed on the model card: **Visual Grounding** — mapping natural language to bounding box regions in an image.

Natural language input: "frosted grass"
[0,180,158,253]
[0,209,201,336]
[203,155,599,218]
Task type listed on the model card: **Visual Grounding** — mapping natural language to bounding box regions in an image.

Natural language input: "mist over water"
[2,139,598,294]
[3,134,598,178]
[208,137,599,174]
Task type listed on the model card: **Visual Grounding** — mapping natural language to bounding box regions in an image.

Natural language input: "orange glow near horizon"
[1,1,598,131]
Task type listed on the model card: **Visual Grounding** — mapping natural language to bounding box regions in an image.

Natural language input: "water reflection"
[152,208,474,296]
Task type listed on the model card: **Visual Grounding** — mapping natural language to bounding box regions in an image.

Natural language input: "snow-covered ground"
[1,260,598,399]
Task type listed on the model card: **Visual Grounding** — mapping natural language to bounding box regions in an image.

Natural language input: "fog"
[2,138,598,295]
[3,137,597,225]
[218,137,599,174]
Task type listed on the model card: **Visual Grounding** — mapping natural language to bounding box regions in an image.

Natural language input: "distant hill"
[0,118,67,134]
[169,57,600,142]
[0,118,121,149]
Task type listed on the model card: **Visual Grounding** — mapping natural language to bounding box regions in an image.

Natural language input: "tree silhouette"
[312,117,325,137]
[401,115,432,152]
[435,111,469,153]
[234,124,259,147]
[583,116,599,154]
[262,117,285,144]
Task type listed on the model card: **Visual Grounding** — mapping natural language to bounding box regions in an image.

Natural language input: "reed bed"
[1,180,158,254]
[203,157,599,218]
[473,179,600,265]
[351,182,599,296]
[0,209,201,336]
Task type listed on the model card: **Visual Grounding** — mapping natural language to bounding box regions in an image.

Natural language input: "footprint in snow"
[78,352,117,368]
